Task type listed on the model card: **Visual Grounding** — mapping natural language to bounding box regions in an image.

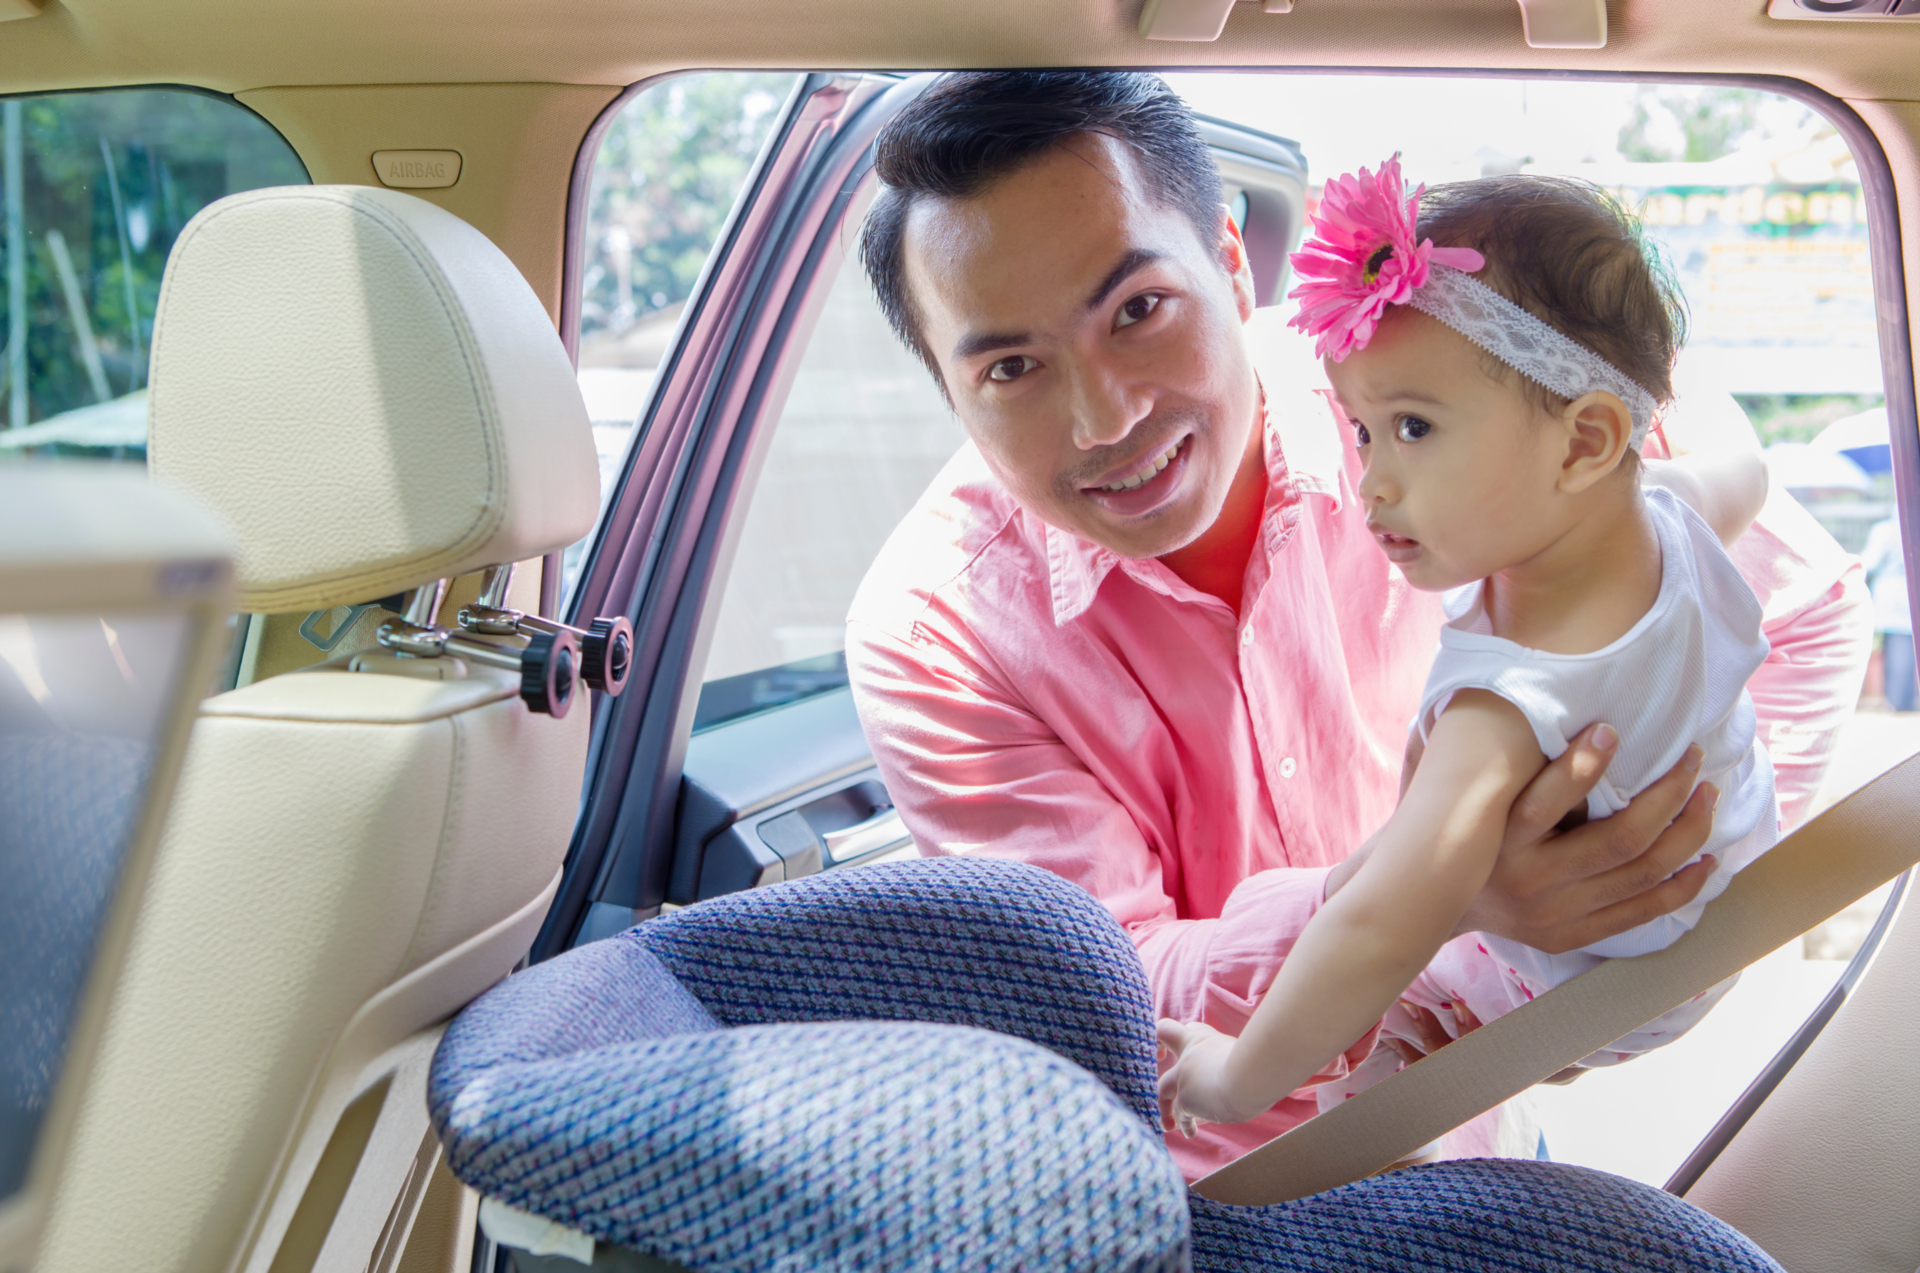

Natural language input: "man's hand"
[1156,1019,1259,1136]
[1457,723,1719,955]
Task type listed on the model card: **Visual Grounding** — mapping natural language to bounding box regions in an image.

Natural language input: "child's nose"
[1358,459,1397,505]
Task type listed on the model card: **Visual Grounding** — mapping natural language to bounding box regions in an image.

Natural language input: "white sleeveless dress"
[1318,486,1780,1113]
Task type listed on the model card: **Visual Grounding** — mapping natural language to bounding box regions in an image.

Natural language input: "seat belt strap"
[1192,753,1920,1206]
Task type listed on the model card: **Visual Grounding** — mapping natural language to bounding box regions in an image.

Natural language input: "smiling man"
[843,71,1780,1178]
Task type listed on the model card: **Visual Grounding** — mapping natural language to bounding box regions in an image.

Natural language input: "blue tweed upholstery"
[431,937,1191,1272]
[433,857,1782,1273]
[0,732,151,1199]
[634,856,1161,1128]
[1189,1162,1782,1271]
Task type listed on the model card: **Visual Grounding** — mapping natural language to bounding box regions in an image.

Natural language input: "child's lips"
[1371,526,1422,564]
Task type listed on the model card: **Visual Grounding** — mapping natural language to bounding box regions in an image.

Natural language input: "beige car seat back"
[0,470,233,1269]
[38,186,602,1273]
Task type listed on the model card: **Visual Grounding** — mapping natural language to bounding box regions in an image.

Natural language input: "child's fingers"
[1155,1017,1189,1057]
[1157,1065,1180,1131]
[1399,1003,1453,1057]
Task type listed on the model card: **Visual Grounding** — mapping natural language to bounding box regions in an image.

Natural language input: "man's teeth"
[1101,441,1182,493]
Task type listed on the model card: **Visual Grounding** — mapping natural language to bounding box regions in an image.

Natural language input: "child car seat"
[431,858,1785,1272]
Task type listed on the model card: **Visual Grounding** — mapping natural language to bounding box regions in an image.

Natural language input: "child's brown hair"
[1417,175,1687,416]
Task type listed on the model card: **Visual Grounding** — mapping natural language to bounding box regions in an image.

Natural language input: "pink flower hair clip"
[1285,154,1485,362]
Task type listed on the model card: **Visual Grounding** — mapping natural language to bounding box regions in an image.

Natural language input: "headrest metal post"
[403,579,448,630]
[453,569,632,700]
[477,563,514,611]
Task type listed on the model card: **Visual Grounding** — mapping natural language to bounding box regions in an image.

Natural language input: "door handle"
[822,808,910,864]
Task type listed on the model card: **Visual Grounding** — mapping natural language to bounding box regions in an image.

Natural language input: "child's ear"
[1555,392,1635,494]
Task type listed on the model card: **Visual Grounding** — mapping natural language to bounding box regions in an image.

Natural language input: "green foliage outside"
[1,88,306,432]
[580,73,799,341]
[1618,86,1820,165]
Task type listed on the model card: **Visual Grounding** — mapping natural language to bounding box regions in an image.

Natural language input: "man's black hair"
[858,71,1224,390]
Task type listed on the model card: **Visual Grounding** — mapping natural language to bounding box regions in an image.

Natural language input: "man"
[844,70,1864,1179]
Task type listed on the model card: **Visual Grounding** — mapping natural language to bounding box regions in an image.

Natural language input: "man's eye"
[1353,422,1371,447]
[988,355,1038,383]
[1114,293,1161,329]
[1396,416,1433,443]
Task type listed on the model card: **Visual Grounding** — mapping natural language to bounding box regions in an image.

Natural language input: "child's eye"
[1353,422,1371,447]
[1396,416,1433,443]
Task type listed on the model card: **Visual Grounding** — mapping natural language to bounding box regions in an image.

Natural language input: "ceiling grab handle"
[1139,0,1238,40]
[1515,0,1607,47]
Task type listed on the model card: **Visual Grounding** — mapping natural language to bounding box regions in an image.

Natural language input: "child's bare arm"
[1160,690,1544,1126]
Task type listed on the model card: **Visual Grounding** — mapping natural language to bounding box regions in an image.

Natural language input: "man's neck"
[1158,410,1269,616]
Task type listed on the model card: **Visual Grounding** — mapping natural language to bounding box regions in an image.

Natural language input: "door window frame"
[535,72,924,957]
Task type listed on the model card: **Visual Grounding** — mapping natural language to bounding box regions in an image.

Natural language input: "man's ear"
[1218,205,1257,323]
[1555,391,1635,493]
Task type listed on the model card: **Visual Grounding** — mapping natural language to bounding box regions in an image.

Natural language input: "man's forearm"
[1133,864,1336,1029]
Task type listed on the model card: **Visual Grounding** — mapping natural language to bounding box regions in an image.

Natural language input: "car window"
[0,89,306,464]
[567,71,802,590]
[693,243,962,731]
[662,70,1903,1188]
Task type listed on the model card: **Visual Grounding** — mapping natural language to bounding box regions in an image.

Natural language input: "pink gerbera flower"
[1285,155,1485,362]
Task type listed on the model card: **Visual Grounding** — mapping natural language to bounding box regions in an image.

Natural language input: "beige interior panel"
[37,665,588,1273]
[1686,886,1920,1272]
[2,1,1920,105]
[394,1159,478,1273]
[236,84,620,322]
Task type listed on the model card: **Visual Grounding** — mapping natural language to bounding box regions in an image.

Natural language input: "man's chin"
[1071,502,1211,562]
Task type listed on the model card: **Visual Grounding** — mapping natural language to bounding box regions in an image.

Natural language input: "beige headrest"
[148,186,600,613]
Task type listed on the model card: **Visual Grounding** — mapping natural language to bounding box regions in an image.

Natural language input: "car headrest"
[148,185,601,614]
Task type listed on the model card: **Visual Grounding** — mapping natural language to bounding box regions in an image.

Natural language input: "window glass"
[1167,71,1897,1189]
[694,258,962,731]
[0,90,307,464]
[569,72,801,589]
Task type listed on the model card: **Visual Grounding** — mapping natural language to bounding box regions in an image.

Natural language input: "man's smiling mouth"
[1092,437,1186,493]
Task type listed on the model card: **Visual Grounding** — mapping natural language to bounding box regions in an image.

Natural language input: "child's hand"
[1381,999,1483,1067]
[1156,1018,1258,1137]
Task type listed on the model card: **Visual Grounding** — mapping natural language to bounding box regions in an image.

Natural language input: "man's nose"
[1068,361,1150,452]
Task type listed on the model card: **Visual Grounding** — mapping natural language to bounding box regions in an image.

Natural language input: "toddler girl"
[1158,160,1777,1133]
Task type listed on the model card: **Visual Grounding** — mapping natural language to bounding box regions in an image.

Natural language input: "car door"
[533,73,1310,958]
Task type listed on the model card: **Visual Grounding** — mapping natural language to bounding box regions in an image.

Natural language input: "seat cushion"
[430,938,1190,1273]
[1189,1159,1784,1272]
[633,856,1163,1129]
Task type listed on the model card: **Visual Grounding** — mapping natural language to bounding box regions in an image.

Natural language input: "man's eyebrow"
[1085,248,1164,311]
[953,330,1034,362]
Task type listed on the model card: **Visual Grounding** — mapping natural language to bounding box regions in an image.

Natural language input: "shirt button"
[1241,625,1254,646]
[1280,757,1298,779]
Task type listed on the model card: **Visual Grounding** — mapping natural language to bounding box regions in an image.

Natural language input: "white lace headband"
[1286,156,1664,451]
[1406,264,1660,450]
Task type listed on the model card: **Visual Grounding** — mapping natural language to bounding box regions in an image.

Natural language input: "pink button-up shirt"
[846,317,1448,1177]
